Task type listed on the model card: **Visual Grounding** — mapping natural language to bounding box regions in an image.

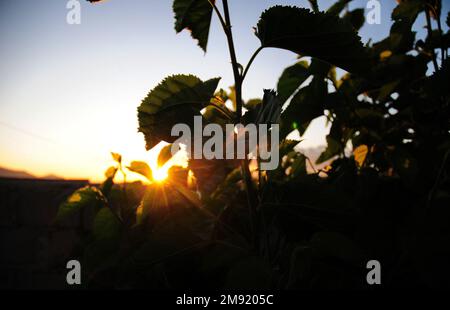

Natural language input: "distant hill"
[0,166,36,179]
[41,174,64,180]
[0,166,63,180]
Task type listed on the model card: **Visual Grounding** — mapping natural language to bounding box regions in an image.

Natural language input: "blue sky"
[0,0,448,181]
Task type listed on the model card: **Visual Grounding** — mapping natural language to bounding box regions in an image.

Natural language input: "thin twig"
[241,46,263,82]
[207,0,227,35]
[424,2,446,62]
[425,8,439,72]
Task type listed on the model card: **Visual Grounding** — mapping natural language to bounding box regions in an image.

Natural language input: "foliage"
[138,74,220,149]
[173,0,215,52]
[255,6,369,74]
[57,0,450,289]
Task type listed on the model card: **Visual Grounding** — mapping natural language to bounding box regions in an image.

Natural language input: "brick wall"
[0,178,89,289]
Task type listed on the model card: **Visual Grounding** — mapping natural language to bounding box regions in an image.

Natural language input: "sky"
[0,0,448,182]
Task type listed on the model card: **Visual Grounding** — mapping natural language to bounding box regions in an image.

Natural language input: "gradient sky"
[0,0,448,182]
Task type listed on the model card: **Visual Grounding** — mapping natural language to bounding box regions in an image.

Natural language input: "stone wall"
[0,178,89,289]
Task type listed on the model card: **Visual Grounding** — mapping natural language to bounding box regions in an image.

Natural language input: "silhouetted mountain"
[0,166,36,179]
[41,174,64,180]
[0,166,63,180]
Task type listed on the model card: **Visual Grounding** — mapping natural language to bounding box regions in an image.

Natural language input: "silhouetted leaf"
[255,6,369,74]
[286,151,307,178]
[138,75,220,149]
[281,77,327,137]
[277,60,310,103]
[392,0,423,24]
[101,166,118,197]
[326,0,351,16]
[137,185,169,225]
[173,0,215,52]
[316,136,341,165]
[211,167,242,201]
[255,89,282,125]
[172,182,202,209]
[244,98,262,110]
[316,119,353,164]
[157,144,173,167]
[377,80,401,102]
[343,8,365,31]
[379,0,424,55]
[308,0,319,12]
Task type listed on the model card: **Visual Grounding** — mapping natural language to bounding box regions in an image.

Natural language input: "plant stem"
[435,13,447,61]
[207,0,227,35]
[222,0,243,121]
[425,8,439,72]
[212,0,259,250]
[425,2,446,62]
[242,46,263,82]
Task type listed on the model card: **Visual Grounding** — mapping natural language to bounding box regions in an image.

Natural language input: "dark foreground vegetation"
[9,0,450,289]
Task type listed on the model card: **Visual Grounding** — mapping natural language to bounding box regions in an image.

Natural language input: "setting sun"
[144,141,188,184]
[152,168,169,182]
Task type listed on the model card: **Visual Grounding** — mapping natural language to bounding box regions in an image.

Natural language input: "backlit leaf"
[127,161,153,181]
[380,50,393,61]
[353,144,368,167]
[111,152,122,164]
[157,144,173,167]
[101,166,118,197]
[56,186,106,223]
[93,207,122,241]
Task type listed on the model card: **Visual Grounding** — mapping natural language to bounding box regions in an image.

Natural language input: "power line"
[0,120,117,164]
[0,120,60,146]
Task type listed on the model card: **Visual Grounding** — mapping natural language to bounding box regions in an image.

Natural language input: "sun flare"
[147,142,188,183]
[152,167,169,182]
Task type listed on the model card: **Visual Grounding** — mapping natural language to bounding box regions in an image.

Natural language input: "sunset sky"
[0,0,448,182]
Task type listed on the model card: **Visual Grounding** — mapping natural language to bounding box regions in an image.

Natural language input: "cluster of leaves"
[56,0,450,289]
